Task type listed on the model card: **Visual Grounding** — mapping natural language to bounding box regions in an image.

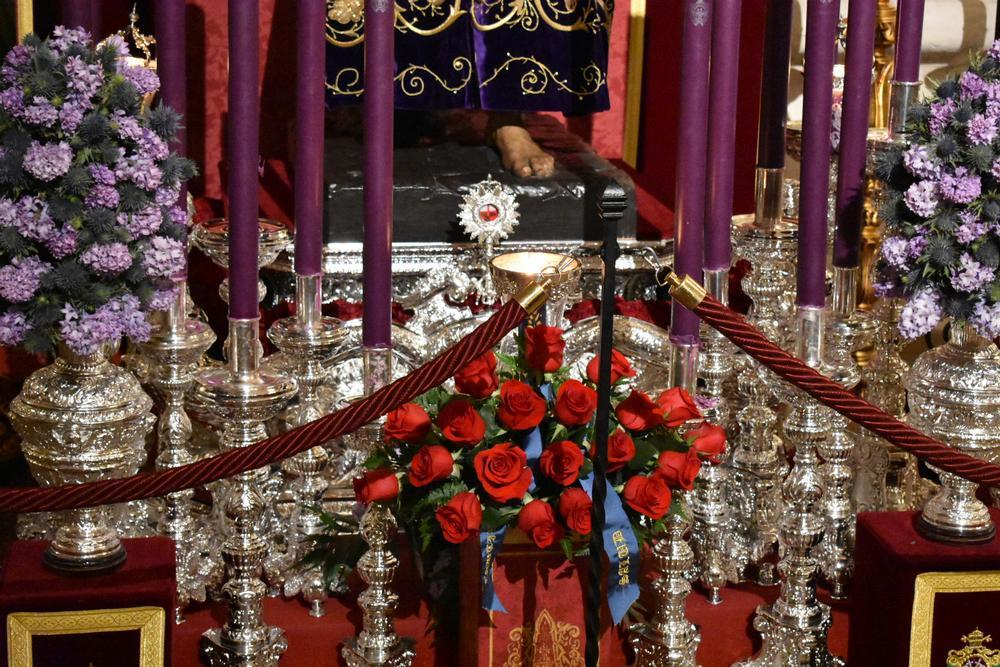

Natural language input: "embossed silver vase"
[907,321,1000,544]
[10,342,155,572]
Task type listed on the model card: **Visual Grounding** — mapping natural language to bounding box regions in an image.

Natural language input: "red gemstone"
[478,204,500,223]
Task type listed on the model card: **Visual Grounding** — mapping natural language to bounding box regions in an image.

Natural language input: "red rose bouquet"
[354,325,727,556]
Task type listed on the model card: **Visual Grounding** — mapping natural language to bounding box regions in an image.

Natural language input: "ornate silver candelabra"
[738,307,842,667]
[690,458,736,605]
[342,346,415,667]
[140,280,222,620]
[630,497,701,666]
[698,268,737,430]
[196,319,297,666]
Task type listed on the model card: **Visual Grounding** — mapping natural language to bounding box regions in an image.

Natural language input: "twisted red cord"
[0,298,527,514]
[694,294,1000,486]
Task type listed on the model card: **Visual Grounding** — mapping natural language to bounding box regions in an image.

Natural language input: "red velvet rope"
[0,298,528,513]
[694,294,1000,486]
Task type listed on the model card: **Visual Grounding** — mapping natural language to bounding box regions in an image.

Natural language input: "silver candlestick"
[342,346,415,667]
[630,496,701,666]
[699,268,737,430]
[738,307,843,667]
[191,218,290,306]
[196,319,297,667]
[140,280,221,621]
[690,458,736,605]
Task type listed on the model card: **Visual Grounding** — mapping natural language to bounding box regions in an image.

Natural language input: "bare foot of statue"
[494,124,556,178]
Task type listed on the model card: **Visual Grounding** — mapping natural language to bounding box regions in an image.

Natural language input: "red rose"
[615,390,664,432]
[655,449,701,491]
[474,442,533,502]
[407,445,455,487]
[539,440,585,485]
[497,380,547,431]
[436,399,487,447]
[602,429,636,473]
[622,474,672,519]
[524,325,566,373]
[435,491,482,544]
[454,350,499,399]
[688,422,726,463]
[586,349,637,385]
[518,499,563,548]
[384,403,431,443]
[554,379,597,426]
[353,469,400,505]
[558,487,593,535]
[656,387,702,427]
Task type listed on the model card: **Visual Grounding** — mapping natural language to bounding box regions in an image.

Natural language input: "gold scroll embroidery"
[908,571,1000,667]
[503,609,583,667]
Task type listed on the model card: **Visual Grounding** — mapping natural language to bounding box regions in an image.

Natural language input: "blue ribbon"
[479,526,508,613]
[579,471,641,624]
[523,383,551,492]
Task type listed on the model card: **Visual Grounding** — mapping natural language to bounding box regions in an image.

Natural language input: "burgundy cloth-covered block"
[0,538,176,666]
[849,510,1000,667]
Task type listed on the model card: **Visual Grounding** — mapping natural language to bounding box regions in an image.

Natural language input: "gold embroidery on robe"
[947,629,1000,667]
[503,609,584,667]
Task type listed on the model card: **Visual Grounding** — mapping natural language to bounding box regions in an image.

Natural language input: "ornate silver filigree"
[10,343,155,573]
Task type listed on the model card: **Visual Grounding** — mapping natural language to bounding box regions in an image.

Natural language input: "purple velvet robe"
[325,0,612,114]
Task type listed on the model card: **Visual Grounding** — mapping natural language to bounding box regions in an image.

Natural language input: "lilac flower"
[903,146,941,179]
[0,197,16,227]
[84,184,120,209]
[148,286,178,311]
[929,99,958,135]
[905,180,940,218]
[0,256,51,302]
[88,163,116,186]
[80,242,133,275]
[49,25,91,53]
[13,197,56,243]
[989,39,1000,61]
[142,236,185,279]
[154,186,180,207]
[22,96,57,127]
[46,228,78,259]
[112,110,143,142]
[64,56,104,99]
[899,288,944,339]
[114,153,162,191]
[138,129,168,161]
[951,253,996,292]
[168,205,187,227]
[939,168,982,205]
[0,311,28,346]
[0,86,25,115]
[22,141,73,181]
[121,65,159,96]
[961,71,988,100]
[59,304,111,356]
[967,114,999,145]
[58,101,85,133]
[908,234,929,258]
[1,45,31,84]
[119,207,162,239]
[881,236,910,269]
[957,212,989,244]
[118,294,152,341]
[971,300,1000,339]
[103,35,130,62]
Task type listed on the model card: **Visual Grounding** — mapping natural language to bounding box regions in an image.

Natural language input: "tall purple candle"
[294,0,326,277]
[362,0,395,348]
[227,0,261,320]
[756,0,794,169]
[832,0,876,269]
[671,0,712,345]
[796,0,839,309]
[156,0,187,277]
[705,0,742,272]
[894,0,926,83]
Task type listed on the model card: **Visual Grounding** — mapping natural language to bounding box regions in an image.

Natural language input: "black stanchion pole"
[585,181,625,667]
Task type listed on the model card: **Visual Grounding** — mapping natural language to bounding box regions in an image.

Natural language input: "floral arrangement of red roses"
[352,325,727,556]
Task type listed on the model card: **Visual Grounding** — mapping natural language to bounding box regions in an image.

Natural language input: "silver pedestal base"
[201,626,288,667]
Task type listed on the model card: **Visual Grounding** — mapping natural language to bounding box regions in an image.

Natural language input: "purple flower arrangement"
[876,40,1000,340]
[0,28,196,355]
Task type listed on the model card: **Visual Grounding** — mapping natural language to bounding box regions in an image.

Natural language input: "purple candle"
[894,0,926,83]
[294,0,326,277]
[227,0,261,320]
[155,0,187,277]
[705,0,742,272]
[796,0,839,309]
[756,0,794,169]
[832,0,876,269]
[671,0,712,345]
[362,0,395,348]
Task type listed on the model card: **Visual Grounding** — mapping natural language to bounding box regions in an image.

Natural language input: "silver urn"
[908,321,1000,544]
[9,343,155,572]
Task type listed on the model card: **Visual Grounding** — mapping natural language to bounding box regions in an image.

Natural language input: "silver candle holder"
[342,346,415,667]
[738,307,842,667]
[196,319,297,667]
[191,218,290,306]
[698,268,737,430]
[630,497,701,666]
[140,280,222,621]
